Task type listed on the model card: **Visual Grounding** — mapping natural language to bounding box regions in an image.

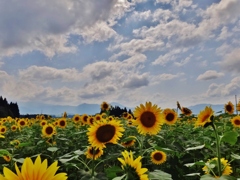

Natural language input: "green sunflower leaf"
[221,131,238,146]
[148,170,172,180]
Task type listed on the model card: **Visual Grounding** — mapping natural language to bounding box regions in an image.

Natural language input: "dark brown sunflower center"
[102,103,109,110]
[124,140,134,145]
[96,125,116,143]
[46,126,54,135]
[235,119,240,125]
[20,121,25,126]
[226,105,233,112]
[96,116,101,120]
[140,111,156,127]
[90,148,100,155]
[1,128,5,132]
[89,118,94,124]
[75,117,80,121]
[59,121,66,126]
[83,116,88,122]
[166,113,174,122]
[153,152,163,161]
[12,126,16,130]
[41,122,46,126]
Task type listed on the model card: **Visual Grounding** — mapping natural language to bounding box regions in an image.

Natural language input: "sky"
[0,0,240,111]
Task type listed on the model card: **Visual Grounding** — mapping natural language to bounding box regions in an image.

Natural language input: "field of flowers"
[1,101,240,180]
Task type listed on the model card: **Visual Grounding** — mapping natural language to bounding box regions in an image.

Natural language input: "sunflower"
[195,106,214,127]
[85,146,104,160]
[122,112,128,119]
[127,114,133,120]
[118,150,148,180]
[101,101,110,111]
[225,101,234,114]
[18,119,27,127]
[94,114,102,121]
[42,124,56,138]
[181,107,192,116]
[10,140,20,148]
[88,116,95,125]
[163,108,178,125]
[73,114,81,124]
[202,157,232,177]
[0,155,67,180]
[107,116,114,121]
[81,114,89,125]
[58,118,67,128]
[0,126,7,134]
[150,150,167,165]
[87,119,124,149]
[133,102,163,135]
[3,155,11,162]
[231,116,240,128]
[11,125,17,131]
[122,136,136,148]
[46,138,57,146]
[40,120,47,127]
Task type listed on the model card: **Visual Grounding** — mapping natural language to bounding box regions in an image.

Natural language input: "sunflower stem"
[91,149,96,177]
[212,123,221,177]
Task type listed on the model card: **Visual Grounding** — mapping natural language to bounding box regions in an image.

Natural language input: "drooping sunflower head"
[117,150,148,180]
[231,115,240,128]
[181,107,192,116]
[42,124,56,138]
[202,157,232,177]
[195,106,214,127]
[10,139,20,148]
[121,136,136,148]
[87,119,125,149]
[133,102,163,135]
[0,126,7,134]
[58,118,67,128]
[225,101,234,114]
[3,155,11,162]
[73,114,81,124]
[88,116,95,125]
[101,101,111,111]
[85,146,104,160]
[163,108,178,125]
[150,150,167,165]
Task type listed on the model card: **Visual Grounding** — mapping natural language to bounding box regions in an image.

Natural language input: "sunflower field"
[1,101,240,180]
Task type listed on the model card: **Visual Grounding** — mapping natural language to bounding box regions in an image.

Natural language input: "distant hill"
[19,102,134,116]
[188,104,224,115]
[18,101,226,117]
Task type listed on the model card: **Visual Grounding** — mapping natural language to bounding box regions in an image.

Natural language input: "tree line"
[0,96,20,118]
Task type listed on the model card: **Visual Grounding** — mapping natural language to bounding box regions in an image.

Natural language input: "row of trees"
[101,105,133,117]
[0,96,20,118]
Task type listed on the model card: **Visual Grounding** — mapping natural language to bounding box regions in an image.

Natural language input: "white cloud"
[0,0,118,58]
[206,77,240,97]
[197,70,224,81]
[123,73,149,88]
[19,66,81,82]
[220,48,240,73]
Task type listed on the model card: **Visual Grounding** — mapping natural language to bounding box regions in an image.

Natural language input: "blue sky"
[0,0,240,110]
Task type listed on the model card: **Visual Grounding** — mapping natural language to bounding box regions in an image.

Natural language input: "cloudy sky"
[0,0,240,110]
